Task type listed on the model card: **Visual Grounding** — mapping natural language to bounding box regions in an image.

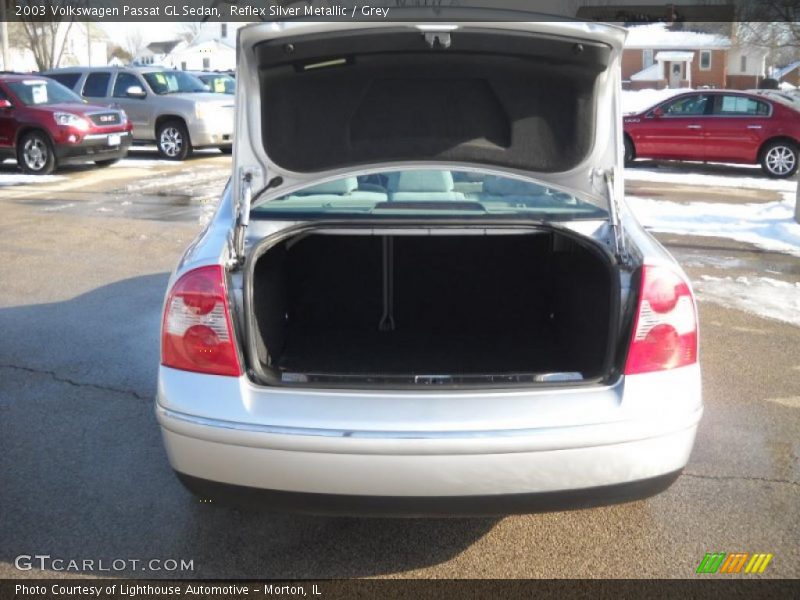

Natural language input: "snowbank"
[625,166,796,192]
[0,172,64,187]
[694,275,800,327]
[626,194,800,257]
[622,88,690,114]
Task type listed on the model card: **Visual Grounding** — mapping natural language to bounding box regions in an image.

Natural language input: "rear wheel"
[760,140,798,178]
[17,131,56,175]
[95,158,120,167]
[157,120,191,160]
[623,137,635,166]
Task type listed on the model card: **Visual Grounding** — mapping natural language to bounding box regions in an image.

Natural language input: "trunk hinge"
[229,168,254,269]
[597,168,629,265]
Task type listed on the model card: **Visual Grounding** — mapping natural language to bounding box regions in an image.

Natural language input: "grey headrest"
[395,170,455,193]
[300,177,358,195]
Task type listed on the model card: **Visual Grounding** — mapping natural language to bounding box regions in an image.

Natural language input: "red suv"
[0,74,133,175]
[623,90,800,178]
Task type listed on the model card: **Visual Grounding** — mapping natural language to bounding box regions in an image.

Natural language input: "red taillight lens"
[625,265,698,375]
[161,265,241,377]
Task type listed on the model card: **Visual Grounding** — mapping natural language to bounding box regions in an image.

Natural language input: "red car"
[623,90,800,178]
[0,74,133,175]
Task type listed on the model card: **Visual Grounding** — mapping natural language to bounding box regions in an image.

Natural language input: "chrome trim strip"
[158,406,552,439]
[83,133,129,140]
[157,405,703,442]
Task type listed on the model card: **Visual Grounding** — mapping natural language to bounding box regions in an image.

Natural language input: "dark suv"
[0,74,132,174]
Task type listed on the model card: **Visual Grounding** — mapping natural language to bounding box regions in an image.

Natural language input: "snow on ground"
[0,172,64,186]
[694,275,800,327]
[625,165,796,192]
[626,194,800,257]
[622,88,690,114]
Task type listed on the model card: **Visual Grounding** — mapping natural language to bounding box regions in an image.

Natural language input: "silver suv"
[44,66,233,160]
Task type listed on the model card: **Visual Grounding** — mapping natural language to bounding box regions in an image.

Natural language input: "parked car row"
[45,66,234,160]
[0,66,236,174]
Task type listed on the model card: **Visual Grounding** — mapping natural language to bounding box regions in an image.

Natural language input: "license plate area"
[107,134,121,146]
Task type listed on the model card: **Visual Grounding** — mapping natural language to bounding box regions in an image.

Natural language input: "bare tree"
[15,0,85,70]
[738,0,800,49]
[124,29,145,58]
[179,23,203,43]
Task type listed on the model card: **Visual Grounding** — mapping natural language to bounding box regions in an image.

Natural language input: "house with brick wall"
[623,23,768,90]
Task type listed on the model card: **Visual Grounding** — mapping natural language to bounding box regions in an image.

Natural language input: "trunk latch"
[423,32,452,49]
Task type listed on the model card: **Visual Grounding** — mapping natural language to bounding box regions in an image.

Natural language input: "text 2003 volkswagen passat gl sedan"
[155,18,701,515]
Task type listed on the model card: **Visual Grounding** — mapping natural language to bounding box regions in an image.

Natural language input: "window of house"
[699,50,712,70]
[643,49,654,68]
[740,55,748,72]
[221,23,228,38]
[112,72,142,97]
[202,58,211,70]
[82,72,111,98]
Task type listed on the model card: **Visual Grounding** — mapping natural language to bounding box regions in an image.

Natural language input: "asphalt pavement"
[0,151,797,579]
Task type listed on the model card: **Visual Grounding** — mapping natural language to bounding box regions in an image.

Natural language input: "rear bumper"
[188,120,233,148]
[55,132,132,164]
[157,405,700,514]
[175,469,683,517]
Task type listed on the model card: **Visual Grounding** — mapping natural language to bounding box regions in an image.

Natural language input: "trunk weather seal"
[242,219,622,391]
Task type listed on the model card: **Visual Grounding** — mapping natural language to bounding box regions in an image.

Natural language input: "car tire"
[760,140,798,178]
[219,146,232,155]
[95,158,120,167]
[17,131,56,175]
[623,137,635,166]
[157,120,192,161]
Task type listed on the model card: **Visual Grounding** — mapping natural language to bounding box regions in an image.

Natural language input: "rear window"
[46,72,81,90]
[82,72,111,98]
[714,95,770,116]
[251,169,607,221]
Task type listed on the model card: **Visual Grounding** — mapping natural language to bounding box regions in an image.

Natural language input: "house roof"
[774,61,800,80]
[170,39,236,57]
[146,40,183,55]
[630,63,662,81]
[625,23,731,50]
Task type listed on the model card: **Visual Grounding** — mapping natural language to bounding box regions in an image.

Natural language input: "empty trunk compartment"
[247,228,618,386]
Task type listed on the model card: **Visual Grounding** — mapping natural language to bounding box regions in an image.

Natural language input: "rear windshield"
[7,79,83,106]
[252,169,607,220]
[143,71,207,95]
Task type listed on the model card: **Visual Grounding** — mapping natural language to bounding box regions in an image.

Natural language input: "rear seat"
[284,177,388,208]
[475,175,573,207]
[389,171,466,202]
[292,177,387,202]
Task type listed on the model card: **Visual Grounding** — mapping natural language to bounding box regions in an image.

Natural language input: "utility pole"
[0,0,9,71]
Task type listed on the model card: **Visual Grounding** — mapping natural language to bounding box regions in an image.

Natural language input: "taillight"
[161,265,241,377]
[625,265,698,375]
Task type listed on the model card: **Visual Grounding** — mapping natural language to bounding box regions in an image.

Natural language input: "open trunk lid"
[231,18,628,259]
